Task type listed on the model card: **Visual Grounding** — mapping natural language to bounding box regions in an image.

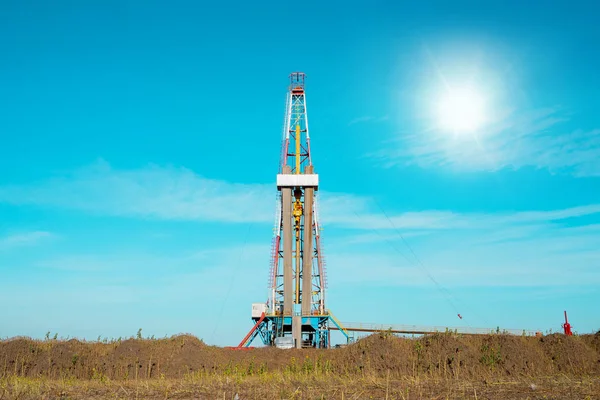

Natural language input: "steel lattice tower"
[273,72,326,314]
[236,73,346,349]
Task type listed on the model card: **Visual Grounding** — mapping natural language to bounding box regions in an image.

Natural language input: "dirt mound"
[1,332,599,380]
[336,332,600,378]
[538,333,600,375]
[581,331,600,353]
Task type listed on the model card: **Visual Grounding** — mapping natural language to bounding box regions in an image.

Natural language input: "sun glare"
[436,87,486,134]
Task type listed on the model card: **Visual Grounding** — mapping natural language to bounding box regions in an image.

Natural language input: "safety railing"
[331,321,538,336]
[326,310,350,340]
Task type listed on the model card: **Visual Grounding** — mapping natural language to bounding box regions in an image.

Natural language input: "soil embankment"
[1,331,599,380]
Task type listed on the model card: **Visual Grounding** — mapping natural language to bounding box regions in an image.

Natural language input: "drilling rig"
[231,73,543,349]
[236,73,346,349]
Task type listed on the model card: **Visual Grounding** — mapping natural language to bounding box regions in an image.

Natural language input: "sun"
[436,87,486,134]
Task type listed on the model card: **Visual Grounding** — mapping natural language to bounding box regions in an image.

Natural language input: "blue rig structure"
[238,307,348,349]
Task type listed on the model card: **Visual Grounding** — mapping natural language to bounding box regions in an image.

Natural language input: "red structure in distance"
[562,310,572,336]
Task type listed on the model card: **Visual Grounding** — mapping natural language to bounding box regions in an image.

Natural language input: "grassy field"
[2,374,600,399]
[1,331,599,399]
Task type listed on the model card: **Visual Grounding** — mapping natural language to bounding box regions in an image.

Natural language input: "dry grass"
[1,373,599,399]
[1,331,599,399]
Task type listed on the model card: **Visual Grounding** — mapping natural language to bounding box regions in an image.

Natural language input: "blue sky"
[1,0,599,344]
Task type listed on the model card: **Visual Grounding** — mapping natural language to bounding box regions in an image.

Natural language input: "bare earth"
[1,331,599,399]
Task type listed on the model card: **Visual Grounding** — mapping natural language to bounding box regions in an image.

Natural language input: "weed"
[302,355,313,374]
[91,368,107,383]
[414,341,423,359]
[479,344,502,368]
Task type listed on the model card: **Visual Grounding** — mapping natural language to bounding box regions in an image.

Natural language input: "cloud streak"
[0,231,54,250]
[371,107,600,176]
[0,160,274,223]
[348,115,389,126]
[325,201,600,232]
[1,160,600,236]
[327,217,600,288]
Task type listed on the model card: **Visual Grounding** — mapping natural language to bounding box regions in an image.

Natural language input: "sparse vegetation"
[0,332,599,399]
[479,343,502,368]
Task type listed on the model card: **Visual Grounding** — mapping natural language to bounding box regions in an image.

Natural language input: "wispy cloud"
[326,215,600,288]
[0,231,54,250]
[0,160,368,226]
[324,200,600,290]
[1,160,600,236]
[328,230,432,247]
[0,160,274,223]
[322,198,600,232]
[370,107,600,176]
[348,115,389,126]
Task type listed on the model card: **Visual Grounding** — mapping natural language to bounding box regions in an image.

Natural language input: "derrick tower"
[237,73,344,349]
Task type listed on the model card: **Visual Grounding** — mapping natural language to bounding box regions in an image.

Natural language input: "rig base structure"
[235,306,350,349]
